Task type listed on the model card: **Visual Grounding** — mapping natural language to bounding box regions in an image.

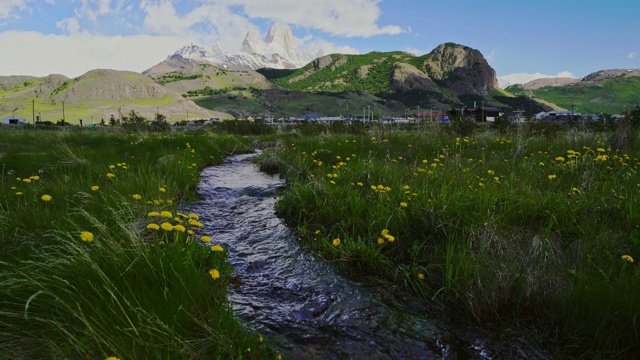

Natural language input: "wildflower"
[148,211,160,217]
[41,194,52,202]
[23,178,31,183]
[548,174,557,180]
[597,148,606,153]
[80,231,94,243]
[572,187,581,195]
[400,202,408,207]
[377,237,385,245]
[160,211,173,218]
[109,165,116,169]
[159,187,166,193]
[314,229,321,235]
[539,162,545,167]
[384,234,395,242]
[188,213,200,220]
[160,222,173,231]
[487,170,495,175]
[106,173,115,178]
[174,224,186,232]
[332,238,341,246]
[30,175,40,181]
[147,223,160,230]
[15,192,23,196]
[91,185,99,191]
[418,273,425,280]
[201,235,212,243]
[209,269,220,280]
[357,182,363,186]
[211,244,224,252]
[259,335,264,343]
[132,194,142,200]
[189,219,204,227]
[554,156,565,162]
[621,254,634,264]
[105,357,121,360]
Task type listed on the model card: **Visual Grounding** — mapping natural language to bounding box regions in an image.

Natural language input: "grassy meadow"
[2,118,640,359]
[0,128,277,359]
[258,120,640,358]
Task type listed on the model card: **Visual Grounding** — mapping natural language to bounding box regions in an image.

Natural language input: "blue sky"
[1,0,638,86]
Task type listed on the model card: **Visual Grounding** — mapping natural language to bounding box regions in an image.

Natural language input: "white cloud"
[224,0,405,37]
[498,71,576,88]
[0,30,187,77]
[629,52,638,60]
[405,47,427,56]
[0,0,30,19]
[57,17,81,35]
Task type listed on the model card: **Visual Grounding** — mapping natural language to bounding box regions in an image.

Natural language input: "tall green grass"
[260,123,640,358]
[0,128,275,359]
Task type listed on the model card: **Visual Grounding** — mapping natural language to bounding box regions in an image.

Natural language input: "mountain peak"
[169,44,216,60]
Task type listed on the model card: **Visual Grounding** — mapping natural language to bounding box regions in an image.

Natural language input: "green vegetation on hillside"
[260,51,418,95]
[508,75,640,114]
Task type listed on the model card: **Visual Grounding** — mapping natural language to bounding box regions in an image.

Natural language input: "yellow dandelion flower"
[188,213,200,220]
[332,238,341,246]
[80,231,94,242]
[187,229,194,235]
[174,224,186,232]
[189,219,204,227]
[555,156,565,162]
[147,223,160,230]
[105,357,121,360]
[400,202,408,207]
[30,175,40,181]
[106,173,115,178]
[597,148,606,152]
[211,245,224,252]
[548,174,557,180]
[91,185,99,191]
[384,234,395,242]
[209,269,220,280]
[381,229,389,236]
[160,211,173,218]
[160,222,173,231]
[41,194,52,202]
[621,254,634,263]
[148,211,160,217]
[377,237,385,245]
[109,165,116,169]
[201,235,212,242]
[356,182,363,186]
[22,178,31,183]
[15,192,23,196]
[132,194,142,200]
[314,229,321,235]
[572,187,581,194]
[159,187,166,193]
[487,170,495,175]
[418,273,425,280]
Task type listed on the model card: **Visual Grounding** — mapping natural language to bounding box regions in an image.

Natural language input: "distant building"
[471,107,502,122]
[2,116,27,125]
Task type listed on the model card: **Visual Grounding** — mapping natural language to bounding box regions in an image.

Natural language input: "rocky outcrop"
[390,62,438,92]
[423,43,498,95]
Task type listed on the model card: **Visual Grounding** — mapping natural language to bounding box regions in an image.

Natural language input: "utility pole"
[32,100,35,125]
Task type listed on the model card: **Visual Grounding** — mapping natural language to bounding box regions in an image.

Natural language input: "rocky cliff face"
[423,43,498,95]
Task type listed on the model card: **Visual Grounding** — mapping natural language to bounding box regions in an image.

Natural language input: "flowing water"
[186,153,550,360]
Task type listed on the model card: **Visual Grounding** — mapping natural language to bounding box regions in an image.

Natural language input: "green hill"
[506,69,640,114]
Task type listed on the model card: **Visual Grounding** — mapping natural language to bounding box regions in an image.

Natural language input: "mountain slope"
[1,70,227,124]
[506,69,640,114]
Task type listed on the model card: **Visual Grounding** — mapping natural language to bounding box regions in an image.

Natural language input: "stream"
[186,153,550,360]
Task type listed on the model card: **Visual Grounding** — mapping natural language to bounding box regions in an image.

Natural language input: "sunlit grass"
[0,128,274,359]
[261,124,640,358]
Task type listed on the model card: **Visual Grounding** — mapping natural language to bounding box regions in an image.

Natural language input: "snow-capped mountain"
[166,22,311,71]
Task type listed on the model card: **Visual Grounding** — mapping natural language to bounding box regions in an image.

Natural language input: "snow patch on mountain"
[169,22,312,70]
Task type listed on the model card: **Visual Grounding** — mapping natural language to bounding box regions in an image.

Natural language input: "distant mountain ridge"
[148,22,312,75]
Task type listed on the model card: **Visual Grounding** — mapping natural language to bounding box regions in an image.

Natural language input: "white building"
[2,116,27,125]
